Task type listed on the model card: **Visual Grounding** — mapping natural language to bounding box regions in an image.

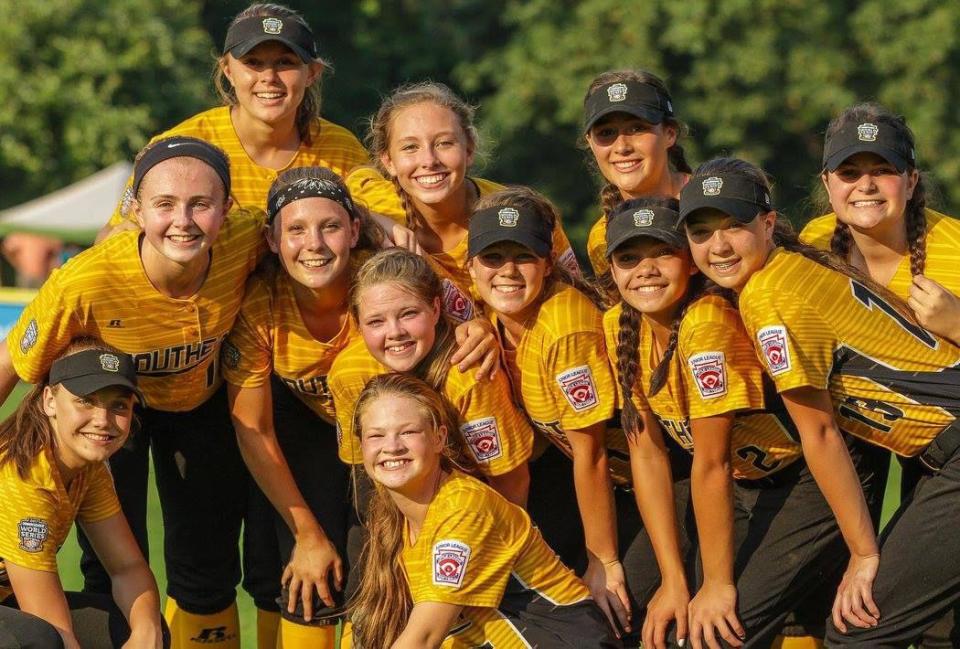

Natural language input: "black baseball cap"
[679,174,773,225]
[822,121,915,173]
[468,205,552,258]
[223,15,319,63]
[50,349,144,406]
[606,199,685,256]
[584,80,674,132]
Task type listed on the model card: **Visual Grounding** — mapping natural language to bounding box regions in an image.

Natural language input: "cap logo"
[633,209,655,227]
[607,83,628,103]
[666,99,673,112]
[498,207,519,227]
[857,123,879,142]
[702,177,724,196]
[100,354,120,372]
[262,17,283,34]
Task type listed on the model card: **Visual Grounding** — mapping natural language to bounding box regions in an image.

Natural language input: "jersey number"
[850,281,938,349]
[736,445,781,473]
[838,396,904,433]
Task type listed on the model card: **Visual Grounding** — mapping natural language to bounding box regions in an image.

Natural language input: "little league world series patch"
[433,540,471,588]
[556,365,599,411]
[460,417,502,462]
[441,279,474,323]
[18,518,48,553]
[757,325,791,375]
[688,351,728,399]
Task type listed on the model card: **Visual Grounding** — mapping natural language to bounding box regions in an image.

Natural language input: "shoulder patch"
[433,540,471,588]
[222,340,241,370]
[460,417,502,462]
[441,279,474,324]
[556,365,599,411]
[19,319,38,354]
[18,518,48,553]
[757,326,791,375]
[556,247,581,277]
[688,351,727,399]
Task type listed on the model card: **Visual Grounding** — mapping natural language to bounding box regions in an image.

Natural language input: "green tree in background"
[0,0,213,209]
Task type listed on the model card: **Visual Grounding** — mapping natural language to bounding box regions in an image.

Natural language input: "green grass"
[2,385,906,648]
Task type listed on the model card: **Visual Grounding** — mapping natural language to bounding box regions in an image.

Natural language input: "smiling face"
[221,41,322,127]
[268,196,359,292]
[822,152,919,236]
[380,101,475,212]
[685,209,776,292]
[587,113,677,198]
[357,282,442,372]
[359,392,446,496]
[133,157,230,265]
[468,241,550,322]
[610,237,695,321]
[43,385,135,474]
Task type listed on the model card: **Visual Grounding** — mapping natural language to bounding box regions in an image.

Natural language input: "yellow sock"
[771,637,824,649]
[256,608,280,649]
[276,617,336,649]
[339,621,353,649]
[164,598,240,649]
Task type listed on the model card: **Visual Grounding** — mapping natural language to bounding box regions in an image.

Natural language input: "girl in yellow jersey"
[0,137,263,649]
[347,81,580,294]
[603,197,858,649]
[581,70,692,279]
[681,157,960,649]
[221,167,383,648]
[0,339,166,649]
[466,186,643,638]
[329,248,533,506]
[346,372,620,649]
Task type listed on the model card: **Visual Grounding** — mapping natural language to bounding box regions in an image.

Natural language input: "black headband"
[132,137,231,197]
[267,177,356,223]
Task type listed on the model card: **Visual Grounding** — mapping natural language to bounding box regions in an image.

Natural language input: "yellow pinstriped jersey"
[346,168,581,293]
[221,270,355,423]
[329,337,534,476]
[498,282,630,485]
[587,211,610,277]
[603,297,802,479]
[8,211,265,411]
[403,471,589,647]
[801,208,960,299]
[0,450,119,599]
[107,107,368,226]
[740,248,960,457]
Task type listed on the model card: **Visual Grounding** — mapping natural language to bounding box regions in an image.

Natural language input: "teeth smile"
[712,261,737,271]
[633,285,664,293]
[415,173,447,186]
[852,200,883,207]
[494,285,522,293]
[613,160,640,170]
[387,343,413,353]
[81,432,113,442]
[300,258,331,268]
[168,234,198,242]
[255,92,284,99]
[381,459,409,469]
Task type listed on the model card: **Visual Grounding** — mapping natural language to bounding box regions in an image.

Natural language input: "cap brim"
[60,375,145,407]
[679,196,764,226]
[585,104,666,132]
[606,228,686,258]
[228,36,314,63]
[823,143,909,173]
[468,231,552,259]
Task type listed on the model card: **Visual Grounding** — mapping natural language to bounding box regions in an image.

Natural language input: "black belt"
[919,419,960,473]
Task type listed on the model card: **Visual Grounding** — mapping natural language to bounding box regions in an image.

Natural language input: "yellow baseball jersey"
[329,337,533,476]
[496,282,630,485]
[587,211,610,277]
[0,450,120,600]
[346,168,581,293]
[739,248,960,457]
[107,107,368,226]
[402,470,591,647]
[8,211,265,412]
[603,297,802,479]
[221,270,355,423]
[801,208,960,299]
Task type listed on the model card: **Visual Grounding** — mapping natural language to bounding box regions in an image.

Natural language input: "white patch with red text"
[433,540,471,588]
[556,365,599,411]
[688,351,727,399]
[757,326,791,375]
[460,417,502,462]
[441,279,474,323]
[557,247,581,277]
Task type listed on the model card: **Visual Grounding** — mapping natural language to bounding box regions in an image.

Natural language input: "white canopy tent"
[0,162,131,245]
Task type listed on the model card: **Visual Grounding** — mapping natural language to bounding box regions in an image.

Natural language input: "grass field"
[1,384,905,648]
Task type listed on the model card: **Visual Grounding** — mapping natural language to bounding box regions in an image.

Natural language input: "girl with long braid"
[681,156,960,648]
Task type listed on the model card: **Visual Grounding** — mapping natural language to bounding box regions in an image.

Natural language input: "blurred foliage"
[4,0,959,249]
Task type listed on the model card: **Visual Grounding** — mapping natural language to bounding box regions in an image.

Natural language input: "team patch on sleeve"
[221,340,241,370]
[556,365,599,411]
[433,540,471,588]
[688,351,727,398]
[460,417,502,462]
[441,279,474,323]
[557,247,581,277]
[18,518,48,553]
[19,319,38,354]
[757,326,791,375]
